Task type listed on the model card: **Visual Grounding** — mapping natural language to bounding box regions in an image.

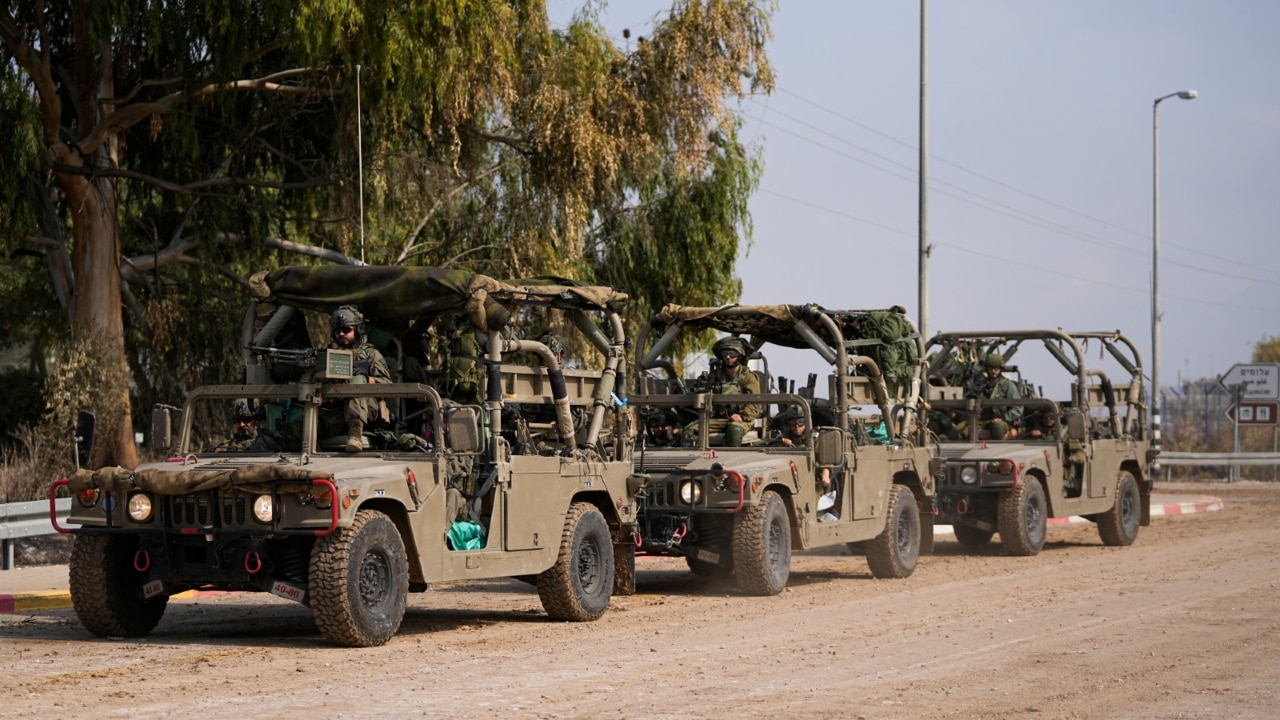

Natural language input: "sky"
[550,1,1280,397]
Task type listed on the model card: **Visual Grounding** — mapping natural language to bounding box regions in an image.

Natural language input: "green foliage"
[1252,336,1280,364]
[2,0,776,430]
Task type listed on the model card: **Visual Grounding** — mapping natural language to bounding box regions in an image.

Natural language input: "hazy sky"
[553,1,1280,394]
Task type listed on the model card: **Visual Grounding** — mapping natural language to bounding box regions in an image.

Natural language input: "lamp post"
[1152,89,1197,460]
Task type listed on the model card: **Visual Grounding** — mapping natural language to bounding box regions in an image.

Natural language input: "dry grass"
[0,424,72,504]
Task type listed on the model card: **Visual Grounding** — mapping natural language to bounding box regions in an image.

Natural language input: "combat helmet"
[232,399,254,419]
[330,305,366,343]
[981,352,1006,369]
[712,336,749,360]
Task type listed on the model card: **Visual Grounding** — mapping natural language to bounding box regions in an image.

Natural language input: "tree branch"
[75,68,336,155]
[263,236,362,265]
[397,159,514,264]
[48,162,340,194]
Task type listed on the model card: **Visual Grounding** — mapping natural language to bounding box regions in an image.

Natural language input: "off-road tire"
[998,477,1048,556]
[732,490,791,595]
[1098,471,1141,546]
[537,503,614,621]
[952,522,995,548]
[69,534,168,638]
[866,485,921,578]
[309,509,408,647]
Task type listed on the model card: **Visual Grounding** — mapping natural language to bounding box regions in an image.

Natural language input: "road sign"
[1225,401,1280,426]
[1219,363,1280,400]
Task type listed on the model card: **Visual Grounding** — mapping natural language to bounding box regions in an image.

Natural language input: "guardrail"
[0,498,71,570]
[1156,451,1280,482]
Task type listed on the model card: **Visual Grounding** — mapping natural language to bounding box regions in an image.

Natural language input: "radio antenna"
[356,63,365,264]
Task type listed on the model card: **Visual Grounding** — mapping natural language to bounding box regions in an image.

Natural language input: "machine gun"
[247,345,318,368]
[246,345,353,381]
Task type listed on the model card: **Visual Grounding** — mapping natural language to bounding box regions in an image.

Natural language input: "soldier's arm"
[738,371,763,423]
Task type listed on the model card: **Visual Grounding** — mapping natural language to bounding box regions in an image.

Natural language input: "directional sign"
[1225,401,1280,426]
[1219,363,1280,400]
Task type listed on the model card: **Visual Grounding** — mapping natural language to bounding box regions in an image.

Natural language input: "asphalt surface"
[0,492,1222,613]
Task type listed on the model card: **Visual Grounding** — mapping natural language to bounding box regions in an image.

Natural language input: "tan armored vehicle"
[925,330,1153,555]
[51,266,637,646]
[629,304,937,594]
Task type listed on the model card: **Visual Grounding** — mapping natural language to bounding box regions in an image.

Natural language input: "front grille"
[165,491,248,529]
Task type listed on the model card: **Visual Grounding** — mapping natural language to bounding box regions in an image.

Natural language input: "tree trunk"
[59,164,138,470]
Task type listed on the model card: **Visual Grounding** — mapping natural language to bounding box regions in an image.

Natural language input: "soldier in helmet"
[210,400,281,453]
[326,305,392,452]
[974,352,1022,439]
[691,336,762,447]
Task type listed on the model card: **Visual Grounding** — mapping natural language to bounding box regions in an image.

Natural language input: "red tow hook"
[133,549,151,573]
[957,498,969,515]
[244,551,263,575]
[672,524,688,544]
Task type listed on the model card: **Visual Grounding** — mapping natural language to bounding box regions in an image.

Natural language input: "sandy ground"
[0,481,1274,720]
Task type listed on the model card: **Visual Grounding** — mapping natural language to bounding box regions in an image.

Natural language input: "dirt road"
[2,481,1275,720]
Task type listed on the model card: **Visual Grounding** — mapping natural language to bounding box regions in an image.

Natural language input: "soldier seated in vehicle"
[972,353,1022,440]
[1024,407,1061,440]
[320,305,392,453]
[209,400,281,453]
[684,336,761,447]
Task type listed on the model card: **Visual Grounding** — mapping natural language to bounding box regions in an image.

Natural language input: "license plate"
[142,579,165,599]
[696,549,720,564]
[270,580,308,604]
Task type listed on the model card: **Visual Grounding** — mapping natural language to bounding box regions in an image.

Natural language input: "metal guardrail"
[1156,451,1280,483]
[0,497,71,570]
[1157,452,1280,466]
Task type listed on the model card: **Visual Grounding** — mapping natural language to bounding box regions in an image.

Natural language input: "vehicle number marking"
[270,580,308,604]
[696,549,720,564]
[142,580,164,599]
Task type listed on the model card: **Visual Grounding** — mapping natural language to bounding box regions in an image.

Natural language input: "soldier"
[326,305,392,452]
[975,352,1022,440]
[773,412,808,447]
[211,400,281,453]
[694,336,761,447]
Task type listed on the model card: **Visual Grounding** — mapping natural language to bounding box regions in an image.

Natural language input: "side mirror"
[1065,412,1087,442]
[446,406,482,453]
[74,411,96,470]
[814,427,846,467]
[151,406,173,452]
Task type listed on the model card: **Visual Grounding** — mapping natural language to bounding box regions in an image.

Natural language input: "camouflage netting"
[249,266,628,333]
[66,464,335,495]
[656,304,921,393]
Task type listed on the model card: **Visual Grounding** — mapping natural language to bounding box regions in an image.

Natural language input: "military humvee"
[924,330,1153,555]
[51,266,637,646]
[628,304,937,594]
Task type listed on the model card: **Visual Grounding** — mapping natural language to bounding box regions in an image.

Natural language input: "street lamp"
[1152,89,1197,458]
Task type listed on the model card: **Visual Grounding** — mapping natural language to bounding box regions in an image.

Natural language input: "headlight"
[679,480,703,504]
[127,493,153,522]
[960,467,978,485]
[252,494,274,523]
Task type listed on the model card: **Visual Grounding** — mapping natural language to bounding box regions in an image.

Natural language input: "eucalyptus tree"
[1,0,774,469]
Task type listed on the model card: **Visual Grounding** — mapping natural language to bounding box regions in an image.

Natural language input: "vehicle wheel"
[538,502,615,621]
[732,489,791,595]
[866,485,921,578]
[310,509,409,647]
[1097,471,1141,546]
[69,534,168,638]
[952,522,995,548]
[997,477,1048,556]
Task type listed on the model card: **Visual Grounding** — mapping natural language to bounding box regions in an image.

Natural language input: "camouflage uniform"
[211,401,282,453]
[976,353,1021,439]
[688,337,761,447]
[323,305,392,452]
